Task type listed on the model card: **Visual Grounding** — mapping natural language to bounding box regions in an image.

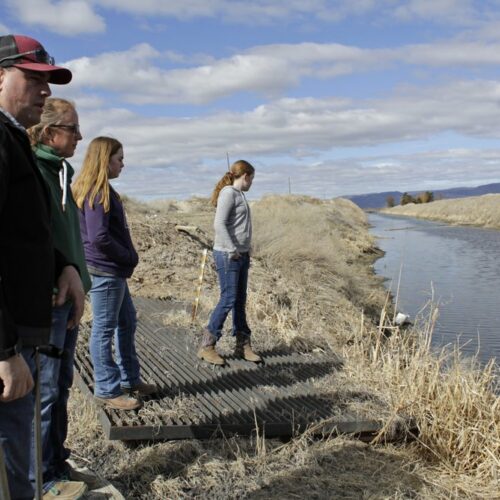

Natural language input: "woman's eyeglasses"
[0,48,56,67]
[50,124,80,135]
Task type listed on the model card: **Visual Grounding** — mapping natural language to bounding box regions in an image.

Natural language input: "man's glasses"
[0,48,55,67]
[50,124,80,135]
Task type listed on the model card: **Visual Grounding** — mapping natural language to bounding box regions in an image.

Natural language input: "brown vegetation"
[68,195,499,498]
[383,193,500,229]
[399,191,434,206]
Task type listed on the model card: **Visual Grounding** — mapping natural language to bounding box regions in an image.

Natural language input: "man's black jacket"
[0,112,66,356]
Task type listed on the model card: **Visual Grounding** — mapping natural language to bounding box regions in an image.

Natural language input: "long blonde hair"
[72,136,123,212]
[27,97,75,146]
[210,160,255,207]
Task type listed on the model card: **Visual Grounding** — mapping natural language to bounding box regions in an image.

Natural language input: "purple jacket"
[78,186,138,278]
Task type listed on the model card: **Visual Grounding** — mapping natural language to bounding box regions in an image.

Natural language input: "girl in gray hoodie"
[198,160,261,366]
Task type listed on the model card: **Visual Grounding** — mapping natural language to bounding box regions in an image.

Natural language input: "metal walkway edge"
[74,297,388,441]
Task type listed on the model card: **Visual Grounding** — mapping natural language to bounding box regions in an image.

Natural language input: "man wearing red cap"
[0,35,86,499]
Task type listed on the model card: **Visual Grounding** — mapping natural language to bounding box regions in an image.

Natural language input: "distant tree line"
[386,191,435,207]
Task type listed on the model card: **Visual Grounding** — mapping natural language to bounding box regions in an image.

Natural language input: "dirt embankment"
[68,195,499,499]
[381,193,500,229]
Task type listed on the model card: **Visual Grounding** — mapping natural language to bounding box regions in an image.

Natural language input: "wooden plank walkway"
[74,297,388,441]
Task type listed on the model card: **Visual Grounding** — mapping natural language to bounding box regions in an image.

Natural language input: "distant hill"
[345,182,500,209]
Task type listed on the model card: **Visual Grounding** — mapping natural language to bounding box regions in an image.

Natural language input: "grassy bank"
[381,193,500,229]
[68,195,499,498]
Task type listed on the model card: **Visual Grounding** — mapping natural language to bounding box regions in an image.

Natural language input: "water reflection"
[369,213,500,365]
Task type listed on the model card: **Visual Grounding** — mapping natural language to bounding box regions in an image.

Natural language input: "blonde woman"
[73,137,156,411]
[198,160,261,365]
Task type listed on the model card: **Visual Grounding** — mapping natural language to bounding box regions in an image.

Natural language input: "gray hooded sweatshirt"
[213,185,252,254]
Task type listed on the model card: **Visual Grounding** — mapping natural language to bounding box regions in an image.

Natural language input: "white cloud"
[66,78,500,173]
[56,70,500,200]
[6,0,105,35]
[3,0,500,51]
[7,0,356,32]
[89,145,500,201]
[65,43,301,104]
[66,43,161,93]
[392,0,477,25]
[238,147,500,199]
[61,39,500,105]
[403,41,500,65]
[94,0,380,24]
[6,0,496,35]
[93,0,494,27]
[10,0,494,199]
[346,148,500,193]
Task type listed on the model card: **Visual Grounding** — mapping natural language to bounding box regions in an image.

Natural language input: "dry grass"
[66,195,499,499]
[345,300,500,497]
[381,193,500,229]
[242,195,387,355]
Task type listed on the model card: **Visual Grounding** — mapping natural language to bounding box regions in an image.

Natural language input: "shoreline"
[380,193,500,230]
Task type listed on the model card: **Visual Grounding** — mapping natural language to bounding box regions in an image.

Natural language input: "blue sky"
[3,0,500,200]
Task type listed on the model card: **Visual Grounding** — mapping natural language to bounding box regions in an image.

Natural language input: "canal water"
[369,213,500,365]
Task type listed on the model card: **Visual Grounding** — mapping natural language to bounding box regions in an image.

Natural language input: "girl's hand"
[230,251,241,260]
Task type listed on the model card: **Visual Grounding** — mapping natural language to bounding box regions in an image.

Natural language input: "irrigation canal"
[369,213,500,366]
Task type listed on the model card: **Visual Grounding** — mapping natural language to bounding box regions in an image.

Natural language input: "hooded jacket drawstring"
[59,160,68,212]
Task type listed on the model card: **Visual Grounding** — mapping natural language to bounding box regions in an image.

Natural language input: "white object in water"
[394,312,410,325]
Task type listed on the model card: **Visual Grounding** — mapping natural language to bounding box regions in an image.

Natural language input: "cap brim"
[13,62,72,84]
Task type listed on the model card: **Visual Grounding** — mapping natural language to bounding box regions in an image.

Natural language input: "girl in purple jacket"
[73,137,156,410]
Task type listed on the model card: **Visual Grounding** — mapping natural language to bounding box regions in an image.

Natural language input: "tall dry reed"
[346,298,500,497]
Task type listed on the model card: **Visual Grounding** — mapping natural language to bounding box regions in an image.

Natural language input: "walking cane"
[0,442,11,500]
[33,348,43,500]
[0,377,11,500]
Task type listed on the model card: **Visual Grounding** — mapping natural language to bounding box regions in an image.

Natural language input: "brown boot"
[95,394,142,410]
[235,332,262,362]
[43,480,87,499]
[122,380,158,396]
[197,330,225,365]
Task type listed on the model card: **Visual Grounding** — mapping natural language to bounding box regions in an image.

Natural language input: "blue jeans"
[89,275,140,398]
[207,250,251,339]
[29,302,78,491]
[0,347,36,500]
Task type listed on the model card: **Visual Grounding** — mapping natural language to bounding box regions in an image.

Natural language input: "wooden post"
[191,248,208,323]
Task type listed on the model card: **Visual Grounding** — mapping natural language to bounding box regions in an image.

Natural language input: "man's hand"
[0,355,33,402]
[55,265,85,329]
